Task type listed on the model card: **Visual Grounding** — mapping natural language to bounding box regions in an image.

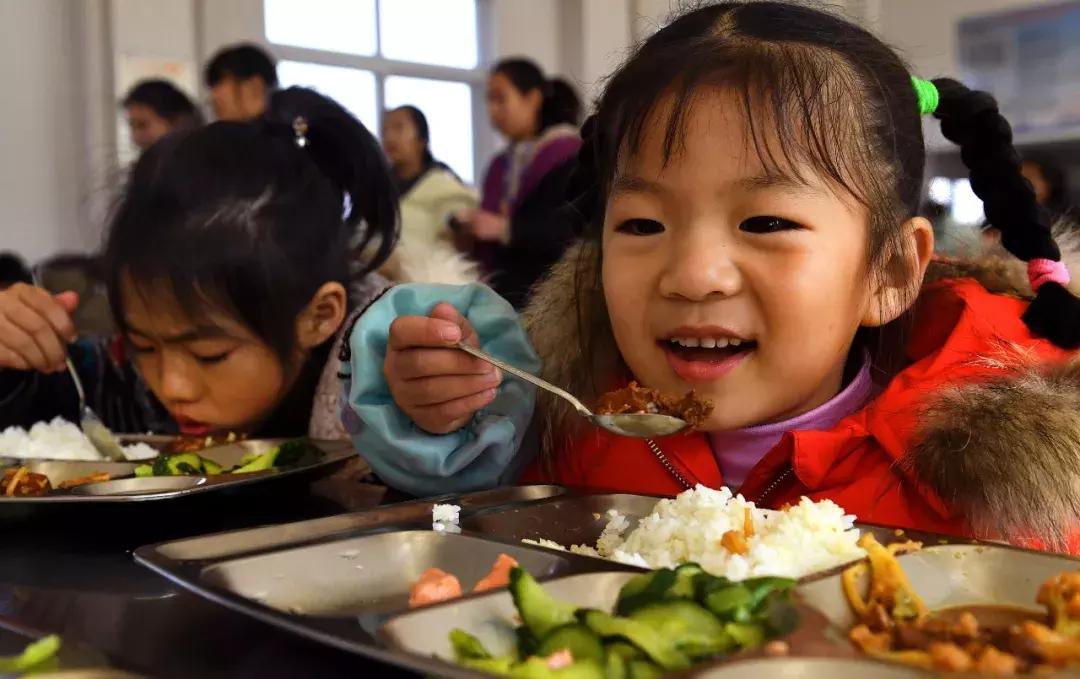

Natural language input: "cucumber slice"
[626,660,664,679]
[614,568,677,615]
[628,600,732,659]
[450,628,492,661]
[535,624,604,664]
[578,609,690,671]
[510,568,576,639]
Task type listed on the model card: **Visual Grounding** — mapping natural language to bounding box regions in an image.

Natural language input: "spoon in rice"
[455,342,690,438]
[31,269,127,461]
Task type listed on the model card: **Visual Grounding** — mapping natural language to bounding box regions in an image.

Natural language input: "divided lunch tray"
[133,487,1080,678]
[0,438,354,513]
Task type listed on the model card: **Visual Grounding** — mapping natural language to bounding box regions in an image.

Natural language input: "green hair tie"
[911,76,939,115]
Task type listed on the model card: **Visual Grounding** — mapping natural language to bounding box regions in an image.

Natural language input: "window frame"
[261,0,497,185]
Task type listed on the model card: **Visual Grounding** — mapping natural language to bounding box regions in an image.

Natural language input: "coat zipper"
[646,438,793,504]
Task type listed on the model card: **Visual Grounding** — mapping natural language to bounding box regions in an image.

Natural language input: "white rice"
[0,417,160,462]
[432,503,461,532]
[526,484,864,581]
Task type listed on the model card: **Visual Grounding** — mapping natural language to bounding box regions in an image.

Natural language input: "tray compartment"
[798,543,1080,631]
[200,530,571,617]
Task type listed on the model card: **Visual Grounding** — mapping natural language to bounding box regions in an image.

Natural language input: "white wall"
[0,1,94,261]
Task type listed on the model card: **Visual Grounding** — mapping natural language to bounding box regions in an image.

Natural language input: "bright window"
[264,0,376,56]
[378,0,479,69]
[264,0,485,185]
[276,61,378,133]
[384,76,474,183]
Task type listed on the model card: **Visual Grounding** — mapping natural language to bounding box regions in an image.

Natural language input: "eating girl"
[345,2,1080,552]
[0,87,396,441]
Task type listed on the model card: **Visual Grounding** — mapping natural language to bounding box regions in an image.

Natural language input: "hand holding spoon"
[454,342,690,438]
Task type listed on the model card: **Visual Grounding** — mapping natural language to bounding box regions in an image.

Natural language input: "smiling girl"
[0,87,395,441]
[344,2,1080,551]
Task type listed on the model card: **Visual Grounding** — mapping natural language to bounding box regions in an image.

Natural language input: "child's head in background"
[104,87,397,436]
[556,1,1073,433]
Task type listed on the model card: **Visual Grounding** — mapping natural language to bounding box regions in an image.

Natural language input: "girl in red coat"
[350,1,1080,552]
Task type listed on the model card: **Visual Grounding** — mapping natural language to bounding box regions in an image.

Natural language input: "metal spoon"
[31,269,127,461]
[454,342,690,438]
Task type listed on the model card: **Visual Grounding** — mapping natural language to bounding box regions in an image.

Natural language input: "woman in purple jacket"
[455,58,582,308]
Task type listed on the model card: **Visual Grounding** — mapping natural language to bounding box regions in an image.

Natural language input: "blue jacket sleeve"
[339,283,540,496]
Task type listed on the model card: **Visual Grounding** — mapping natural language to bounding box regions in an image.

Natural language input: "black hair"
[103,86,398,360]
[122,79,204,127]
[493,58,581,132]
[565,1,1080,353]
[204,43,278,89]
[389,105,434,166]
[0,252,31,287]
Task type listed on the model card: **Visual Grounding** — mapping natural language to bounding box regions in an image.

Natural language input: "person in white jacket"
[380,105,479,284]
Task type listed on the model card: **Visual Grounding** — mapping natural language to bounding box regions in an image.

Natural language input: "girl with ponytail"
[0,87,397,441]
[346,2,1080,553]
[455,58,583,308]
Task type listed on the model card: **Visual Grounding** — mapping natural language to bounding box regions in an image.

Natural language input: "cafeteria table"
[0,464,422,678]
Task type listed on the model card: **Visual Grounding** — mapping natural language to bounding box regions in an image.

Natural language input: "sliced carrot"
[473,553,520,593]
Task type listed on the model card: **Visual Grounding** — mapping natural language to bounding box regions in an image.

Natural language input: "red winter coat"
[523,277,1080,552]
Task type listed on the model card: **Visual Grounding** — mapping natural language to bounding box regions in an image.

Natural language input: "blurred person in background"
[456,58,582,308]
[204,43,278,122]
[122,79,204,152]
[379,105,478,284]
[1021,157,1073,218]
[0,253,31,291]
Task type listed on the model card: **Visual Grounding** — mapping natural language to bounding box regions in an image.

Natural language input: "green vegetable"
[461,656,515,675]
[626,660,663,679]
[231,439,322,474]
[450,629,492,661]
[604,651,627,679]
[134,464,153,477]
[535,624,605,664]
[506,657,606,679]
[0,634,61,674]
[230,449,277,474]
[144,452,220,477]
[578,609,690,671]
[700,583,752,619]
[605,642,643,662]
[669,563,704,599]
[510,568,577,639]
[516,625,539,659]
[614,569,677,616]
[742,576,796,611]
[723,621,765,649]
[628,600,732,659]
[202,459,224,475]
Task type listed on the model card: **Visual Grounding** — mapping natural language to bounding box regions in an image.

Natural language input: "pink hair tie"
[1028,258,1071,292]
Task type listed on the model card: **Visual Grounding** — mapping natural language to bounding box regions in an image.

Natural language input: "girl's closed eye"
[192,350,233,365]
[739,216,804,234]
[616,218,665,236]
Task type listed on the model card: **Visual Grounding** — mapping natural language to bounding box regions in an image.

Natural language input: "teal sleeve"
[339,283,540,496]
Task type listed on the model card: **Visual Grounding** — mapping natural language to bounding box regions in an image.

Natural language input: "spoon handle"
[454,342,593,418]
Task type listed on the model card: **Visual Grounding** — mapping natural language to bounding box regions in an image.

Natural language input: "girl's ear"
[862,216,934,327]
[296,282,348,349]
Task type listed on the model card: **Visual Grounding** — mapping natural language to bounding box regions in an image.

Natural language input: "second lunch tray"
[133,487,1080,678]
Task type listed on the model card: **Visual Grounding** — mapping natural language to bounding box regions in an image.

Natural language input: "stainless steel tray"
[135,487,1080,678]
[0,438,353,507]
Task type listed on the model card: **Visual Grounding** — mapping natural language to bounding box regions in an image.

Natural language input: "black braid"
[932,78,1080,348]
[564,114,602,236]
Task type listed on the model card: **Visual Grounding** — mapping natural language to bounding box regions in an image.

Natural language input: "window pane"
[379,0,478,69]
[264,0,376,56]
[384,76,474,184]
[277,61,378,133]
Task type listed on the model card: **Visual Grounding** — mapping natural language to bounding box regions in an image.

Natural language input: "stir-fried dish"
[846,534,1080,674]
[2,467,51,497]
[0,635,61,674]
[450,566,797,677]
[594,382,713,429]
[134,438,322,477]
[409,554,520,608]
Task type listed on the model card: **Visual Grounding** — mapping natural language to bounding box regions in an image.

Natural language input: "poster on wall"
[114,56,200,164]
[958,1,1080,140]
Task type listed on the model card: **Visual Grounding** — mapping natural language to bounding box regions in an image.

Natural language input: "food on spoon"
[595,381,713,429]
[448,566,798,677]
[844,533,1080,674]
[0,417,156,461]
[474,553,520,593]
[56,472,112,489]
[2,467,51,497]
[522,485,865,581]
[409,568,463,608]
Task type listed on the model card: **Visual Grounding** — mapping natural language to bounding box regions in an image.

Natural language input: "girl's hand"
[384,302,502,434]
[0,284,79,373]
[469,210,510,243]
